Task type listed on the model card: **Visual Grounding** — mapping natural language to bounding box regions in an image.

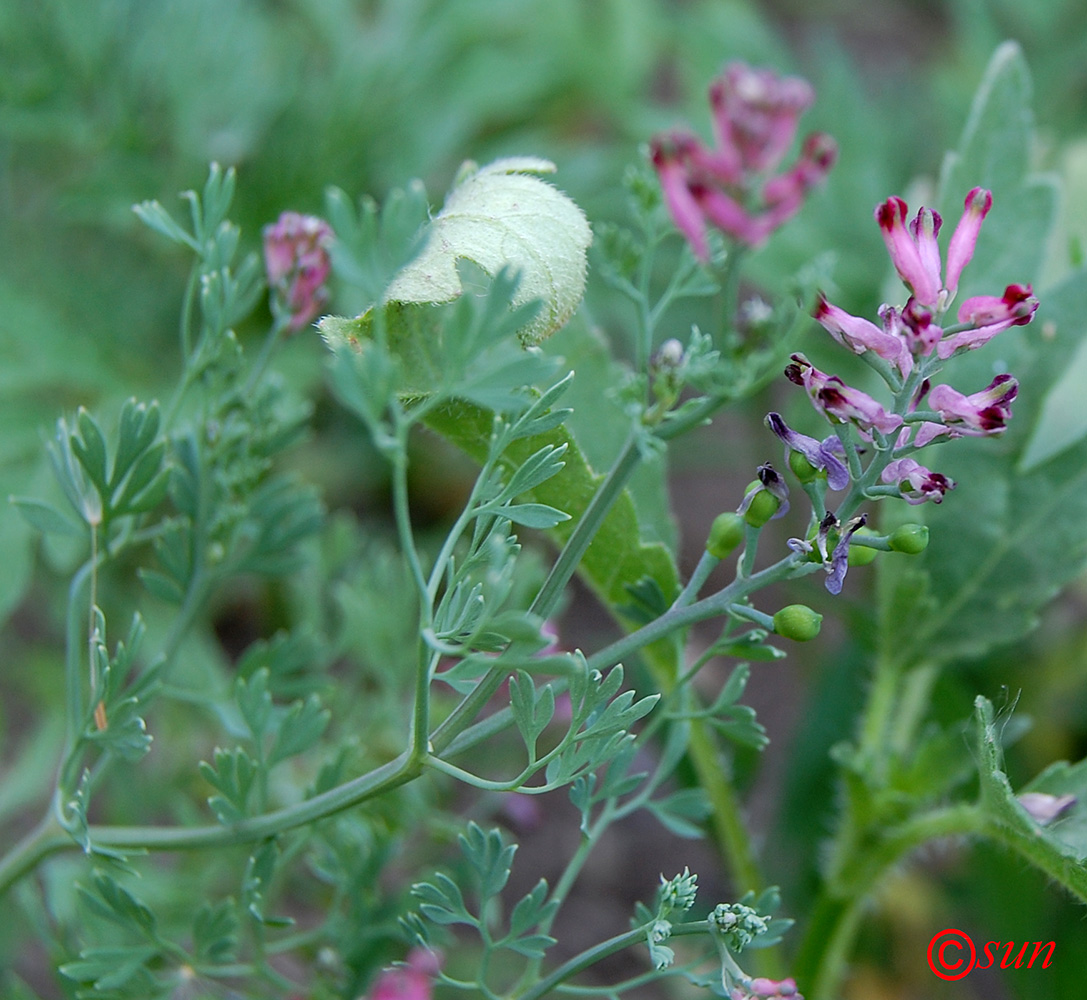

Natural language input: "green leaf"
[382,157,591,345]
[974,697,1087,900]
[496,502,570,529]
[507,879,558,940]
[192,899,238,965]
[424,399,680,671]
[412,873,477,928]
[10,496,84,537]
[459,823,516,900]
[647,788,712,839]
[267,695,330,767]
[60,945,158,991]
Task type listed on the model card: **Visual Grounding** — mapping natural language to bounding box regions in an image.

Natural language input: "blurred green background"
[3,1,1087,997]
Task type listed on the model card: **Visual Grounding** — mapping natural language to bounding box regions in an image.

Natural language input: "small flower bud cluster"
[710,901,769,952]
[650,63,836,259]
[659,867,699,915]
[263,211,334,331]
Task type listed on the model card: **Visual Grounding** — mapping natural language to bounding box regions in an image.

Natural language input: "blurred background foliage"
[3,0,1087,997]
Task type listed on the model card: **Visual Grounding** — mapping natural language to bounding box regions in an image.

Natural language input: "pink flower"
[881,457,955,504]
[710,63,814,176]
[785,354,903,436]
[938,283,1038,358]
[874,187,992,309]
[731,976,803,1000]
[262,211,334,331]
[927,374,1018,436]
[649,64,835,257]
[814,294,912,374]
[945,186,993,301]
[651,135,712,261]
[369,948,441,1000]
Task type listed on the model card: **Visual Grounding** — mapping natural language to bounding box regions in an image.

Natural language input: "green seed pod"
[847,527,880,566]
[788,449,819,483]
[773,604,823,642]
[889,523,929,554]
[706,512,745,559]
[743,489,781,528]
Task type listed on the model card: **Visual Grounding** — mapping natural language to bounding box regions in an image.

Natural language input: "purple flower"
[784,354,903,436]
[263,211,334,331]
[881,457,955,504]
[927,374,1018,436]
[1017,792,1076,826]
[826,514,867,594]
[731,977,802,1000]
[765,412,849,490]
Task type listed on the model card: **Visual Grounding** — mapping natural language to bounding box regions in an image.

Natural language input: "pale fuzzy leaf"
[383,157,591,344]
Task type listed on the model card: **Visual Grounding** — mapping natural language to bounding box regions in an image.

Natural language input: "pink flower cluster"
[650,63,836,259]
[262,210,334,331]
[787,187,1038,506]
[367,948,440,1000]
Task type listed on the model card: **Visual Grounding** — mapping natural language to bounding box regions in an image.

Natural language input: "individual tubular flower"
[881,457,955,504]
[944,186,993,302]
[927,374,1018,436]
[825,514,867,594]
[650,63,835,258]
[1017,792,1076,826]
[731,977,802,1000]
[785,354,903,436]
[937,283,1038,358]
[814,294,912,374]
[263,211,334,330]
[765,412,849,490]
[650,135,712,261]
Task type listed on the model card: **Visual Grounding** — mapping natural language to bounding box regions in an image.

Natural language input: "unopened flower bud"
[889,523,929,554]
[788,448,819,483]
[743,488,781,527]
[772,604,822,641]
[707,512,746,558]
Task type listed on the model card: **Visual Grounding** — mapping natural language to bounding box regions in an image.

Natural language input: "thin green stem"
[672,550,719,609]
[530,432,642,620]
[518,920,709,1000]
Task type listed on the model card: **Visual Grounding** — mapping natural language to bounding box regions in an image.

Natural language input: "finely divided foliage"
[5,37,1087,1000]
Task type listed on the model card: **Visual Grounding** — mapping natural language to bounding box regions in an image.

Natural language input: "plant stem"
[517,920,709,1000]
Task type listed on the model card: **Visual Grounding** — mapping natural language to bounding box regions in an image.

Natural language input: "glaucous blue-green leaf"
[382,157,591,345]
